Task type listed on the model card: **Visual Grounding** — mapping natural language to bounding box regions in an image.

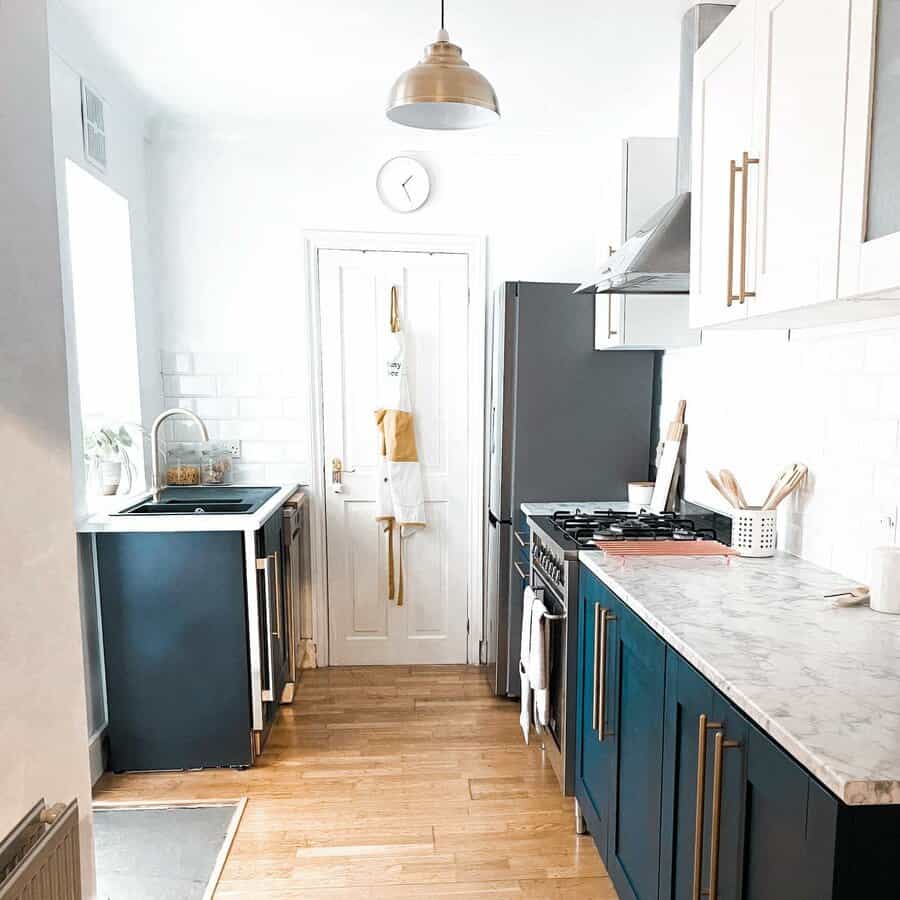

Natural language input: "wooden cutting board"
[594,540,737,558]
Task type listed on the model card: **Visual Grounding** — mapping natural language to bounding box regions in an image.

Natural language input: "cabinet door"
[660,653,717,900]
[740,726,837,900]
[840,0,900,299]
[690,0,756,328]
[575,570,618,861]
[607,597,667,900]
[749,0,850,314]
[594,293,625,349]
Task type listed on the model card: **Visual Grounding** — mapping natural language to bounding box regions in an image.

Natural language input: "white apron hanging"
[374,285,426,605]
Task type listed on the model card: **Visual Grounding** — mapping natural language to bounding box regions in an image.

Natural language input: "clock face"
[376,157,431,213]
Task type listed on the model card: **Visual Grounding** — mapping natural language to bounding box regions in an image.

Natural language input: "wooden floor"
[94,665,614,898]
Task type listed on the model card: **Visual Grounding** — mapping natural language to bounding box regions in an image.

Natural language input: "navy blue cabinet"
[607,597,667,900]
[575,570,617,858]
[577,562,900,900]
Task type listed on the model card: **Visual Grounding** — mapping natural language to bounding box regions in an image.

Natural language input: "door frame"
[302,230,488,666]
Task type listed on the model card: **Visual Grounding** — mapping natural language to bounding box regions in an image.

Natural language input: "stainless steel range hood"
[576,4,733,296]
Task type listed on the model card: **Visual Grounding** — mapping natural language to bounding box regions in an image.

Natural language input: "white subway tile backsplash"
[162,349,312,484]
[217,375,261,397]
[865,332,900,374]
[193,397,240,418]
[192,352,239,375]
[160,351,192,374]
[662,320,900,584]
[163,374,217,396]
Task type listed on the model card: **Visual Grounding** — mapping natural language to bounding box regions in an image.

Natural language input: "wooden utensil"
[719,469,748,509]
[763,464,807,509]
[762,464,797,509]
[706,470,739,509]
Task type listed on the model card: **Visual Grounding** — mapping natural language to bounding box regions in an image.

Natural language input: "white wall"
[661,322,900,582]
[147,125,645,484]
[0,0,95,893]
[48,0,163,754]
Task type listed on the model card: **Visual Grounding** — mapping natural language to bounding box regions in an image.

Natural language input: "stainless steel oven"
[523,517,583,797]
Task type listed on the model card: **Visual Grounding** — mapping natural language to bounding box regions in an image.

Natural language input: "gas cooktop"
[541,508,720,548]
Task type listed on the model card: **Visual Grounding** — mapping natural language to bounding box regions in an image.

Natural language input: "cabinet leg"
[574,798,587,835]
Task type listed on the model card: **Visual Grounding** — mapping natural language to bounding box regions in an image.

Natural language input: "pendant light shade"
[386,23,500,130]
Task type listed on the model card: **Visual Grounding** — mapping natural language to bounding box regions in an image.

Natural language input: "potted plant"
[84,425,140,496]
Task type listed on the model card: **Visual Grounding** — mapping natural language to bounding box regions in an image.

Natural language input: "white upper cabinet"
[692,0,900,329]
[749,0,849,316]
[689,0,757,329]
[840,0,900,301]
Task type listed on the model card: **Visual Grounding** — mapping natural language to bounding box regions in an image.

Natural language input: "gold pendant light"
[386,0,500,130]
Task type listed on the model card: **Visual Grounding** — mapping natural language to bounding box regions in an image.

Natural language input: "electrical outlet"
[223,440,241,460]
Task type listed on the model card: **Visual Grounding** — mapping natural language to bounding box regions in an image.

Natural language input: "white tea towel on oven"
[519,586,535,743]
[529,593,551,728]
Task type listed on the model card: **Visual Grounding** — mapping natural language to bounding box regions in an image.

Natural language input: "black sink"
[116,486,279,516]
[125,502,254,515]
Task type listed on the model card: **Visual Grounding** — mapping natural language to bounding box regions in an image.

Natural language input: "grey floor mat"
[93,804,238,900]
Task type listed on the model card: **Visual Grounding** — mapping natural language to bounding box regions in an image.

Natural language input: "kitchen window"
[64,159,144,503]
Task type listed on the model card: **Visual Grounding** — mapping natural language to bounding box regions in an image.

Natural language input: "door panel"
[751,0,850,313]
[608,598,666,900]
[690,1,756,327]
[320,249,470,665]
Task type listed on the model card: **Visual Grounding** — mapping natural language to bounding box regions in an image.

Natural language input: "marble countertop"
[580,550,900,806]
[78,483,301,533]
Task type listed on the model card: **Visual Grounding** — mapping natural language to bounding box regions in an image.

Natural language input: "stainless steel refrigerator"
[484,282,657,696]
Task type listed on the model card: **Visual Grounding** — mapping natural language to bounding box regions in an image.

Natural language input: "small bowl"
[628,482,655,505]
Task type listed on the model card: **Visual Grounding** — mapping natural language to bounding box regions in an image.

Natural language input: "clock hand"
[402,183,411,202]
[402,175,414,187]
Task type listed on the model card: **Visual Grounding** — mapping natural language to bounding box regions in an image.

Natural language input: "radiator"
[0,800,81,900]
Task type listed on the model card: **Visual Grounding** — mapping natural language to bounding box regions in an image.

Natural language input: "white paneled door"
[319,249,470,665]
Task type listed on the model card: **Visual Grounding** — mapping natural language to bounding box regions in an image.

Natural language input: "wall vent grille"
[81,80,107,172]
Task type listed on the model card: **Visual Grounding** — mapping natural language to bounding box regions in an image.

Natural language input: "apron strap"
[384,520,395,600]
[397,531,404,607]
[390,285,401,334]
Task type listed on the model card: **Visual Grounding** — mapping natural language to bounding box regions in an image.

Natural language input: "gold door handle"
[738,150,759,303]
[727,160,739,307]
[691,713,722,900]
[708,730,741,900]
[597,608,617,740]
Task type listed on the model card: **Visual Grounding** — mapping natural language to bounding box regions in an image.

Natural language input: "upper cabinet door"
[690,1,757,328]
[750,0,851,314]
[840,0,900,299]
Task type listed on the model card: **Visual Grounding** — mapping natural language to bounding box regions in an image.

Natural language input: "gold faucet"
[150,408,209,501]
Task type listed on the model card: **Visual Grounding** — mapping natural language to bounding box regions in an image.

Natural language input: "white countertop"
[580,550,900,806]
[78,483,301,533]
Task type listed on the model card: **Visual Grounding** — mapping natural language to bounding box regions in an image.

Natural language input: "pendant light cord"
[441,0,445,29]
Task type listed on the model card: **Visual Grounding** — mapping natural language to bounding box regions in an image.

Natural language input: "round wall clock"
[376,157,431,213]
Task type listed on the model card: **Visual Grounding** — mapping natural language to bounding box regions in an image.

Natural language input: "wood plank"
[94,664,615,897]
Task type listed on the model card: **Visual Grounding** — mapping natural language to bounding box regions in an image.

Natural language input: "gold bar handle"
[691,714,722,900]
[273,551,282,640]
[708,731,741,900]
[727,160,739,306]
[592,603,601,731]
[597,608,617,740]
[739,151,760,303]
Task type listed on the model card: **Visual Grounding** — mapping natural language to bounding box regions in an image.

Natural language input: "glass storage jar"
[200,444,233,485]
[166,447,201,485]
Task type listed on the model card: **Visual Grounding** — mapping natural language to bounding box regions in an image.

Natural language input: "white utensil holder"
[732,508,777,558]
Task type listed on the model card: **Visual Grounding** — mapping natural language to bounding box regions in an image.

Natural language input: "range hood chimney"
[576,4,734,296]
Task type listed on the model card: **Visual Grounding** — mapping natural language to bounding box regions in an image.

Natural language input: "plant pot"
[100,461,123,496]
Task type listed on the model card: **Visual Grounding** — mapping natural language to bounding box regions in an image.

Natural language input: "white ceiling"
[57,0,686,138]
